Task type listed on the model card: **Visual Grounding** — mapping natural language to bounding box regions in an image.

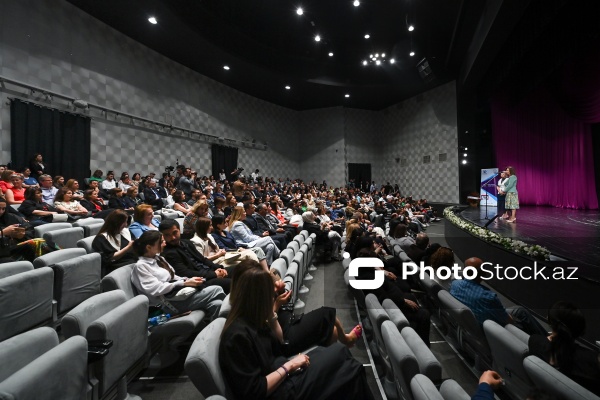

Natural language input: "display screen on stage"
[481,168,499,207]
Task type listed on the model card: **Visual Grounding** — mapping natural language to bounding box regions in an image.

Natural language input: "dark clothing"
[80,199,113,219]
[122,196,142,209]
[219,318,374,400]
[108,196,129,210]
[162,239,231,294]
[143,187,164,208]
[91,234,138,275]
[245,215,287,250]
[18,200,56,223]
[280,306,336,356]
[471,383,494,400]
[211,231,240,251]
[528,334,600,395]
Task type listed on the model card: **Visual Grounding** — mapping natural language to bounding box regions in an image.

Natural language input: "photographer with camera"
[177,167,198,198]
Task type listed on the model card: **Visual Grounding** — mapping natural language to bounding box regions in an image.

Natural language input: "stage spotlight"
[410,51,415,57]
[408,25,414,31]
[362,60,367,66]
[353,0,360,6]
[296,7,304,15]
[314,35,321,42]
[390,59,395,64]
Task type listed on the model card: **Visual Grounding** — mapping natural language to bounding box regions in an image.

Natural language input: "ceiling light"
[409,51,415,57]
[381,53,386,57]
[223,65,230,70]
[285,85,291,90]
[362,60,367,66]
[353,0,360,6]
[296,7,304,15]
[369,54,373,58]
[364,34,370,39]
[464,147,468,151]
[314,35,321,42]
[375,53,379,57]
[375,60,381,65]
[463,153,467,157]
[390,59,395,64]
[462,160,467,165]
[408,25,414,32]
[345,94,350,98]
[328,52,334,57]
[148,17,157,24]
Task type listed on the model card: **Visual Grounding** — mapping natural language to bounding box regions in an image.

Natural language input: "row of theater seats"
[0,227,317,399]
[342,255,599,400]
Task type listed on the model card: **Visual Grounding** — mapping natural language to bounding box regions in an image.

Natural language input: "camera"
[165,166,174,172]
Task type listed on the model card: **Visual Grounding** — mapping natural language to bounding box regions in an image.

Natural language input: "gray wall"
[0,0,458,202]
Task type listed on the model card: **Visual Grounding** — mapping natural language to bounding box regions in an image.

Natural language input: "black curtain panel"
[347,163,371,188]
[211,144,238,181]
[10,99,91,184]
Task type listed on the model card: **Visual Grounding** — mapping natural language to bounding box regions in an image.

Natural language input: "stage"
[459,205,600,280]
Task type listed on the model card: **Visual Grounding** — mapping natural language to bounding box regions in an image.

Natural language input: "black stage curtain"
[211,144,238,181]
[348,163,371,188]
[592,123,600,206]
[10,99,91,184]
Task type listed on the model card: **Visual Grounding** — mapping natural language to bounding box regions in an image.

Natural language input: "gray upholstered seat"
[0,260,33,279]
[505,323,530,344]
[0,327,88,400]
[285,261,304,310]
[382,298,410,331]
[53,253,102,318]
[175,217,185,229]
[411,374,444,400]
[342,254,351,271]
[62,290,148,400]
[279,248,295,267]
[101,264,207,361]
[286,240,299,254]
[218,294,231,318]
[382,319,420,400]
[77,235,96,254]
[439,379,470,400]
[366,294,396,397]
[300,230,309,240]
[299,243,311,279]
[438,290,491,370]
[270,258,287,278]
[303,236,316,271]
[185,318,235,399]
[294,233,305,247]
[72,217,105,237]
[0,267,54,341]
[292,251,308,291]
[43,226,85,249]
[483,320,533,399]
[420,273,444,319]
[32,248,87,269]
[523,355,600,400]
[33,222,72,238]
[401,326,442,382]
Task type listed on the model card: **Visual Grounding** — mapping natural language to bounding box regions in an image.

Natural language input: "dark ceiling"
[67,0,485,110]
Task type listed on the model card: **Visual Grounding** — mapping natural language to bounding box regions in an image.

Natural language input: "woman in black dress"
[219,260,374,400]
[17,187,59,225]
[92,209,137,274]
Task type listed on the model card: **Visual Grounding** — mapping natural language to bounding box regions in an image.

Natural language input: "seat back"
[43,227,85,249]
[382,320,420,400]
[270,258,287,278]
[0,260,33,279]
[411,374,444,400]
[523,355,600,400]
[0,327,58,382]
[294,233,305,247]
[484,320,534,399]
[439,379,470,400]
[300,230,309,240]
[53,253,102,316]
[292,251,305,284]
[299,243,310,274]
[33,248,87,269]
[175,218,185,230]
[100,264,137,299]
[86,295,148,397]
[342,254,351,270]
[286,240,299,254]
[33,222,72,238]
[72,218,104,237]
[0,331,88,400]
[62,290,128,340]
[366,294,391,371]
[77,235,96,254]
[218,294,231,318]
[420,273,444,312]
[185,318,235,399]
[0,267,54,341]
[285,262,300,306]
[401,327,442,382]
[279,248,294,267]
[382,298,410,331]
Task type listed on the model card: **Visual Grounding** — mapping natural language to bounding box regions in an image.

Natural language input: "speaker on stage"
[484,214,499,228]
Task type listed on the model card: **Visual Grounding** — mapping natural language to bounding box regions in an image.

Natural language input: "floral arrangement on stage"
[443,207,551,261]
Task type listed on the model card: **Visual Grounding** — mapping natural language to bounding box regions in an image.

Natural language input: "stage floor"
[460,205,600,270]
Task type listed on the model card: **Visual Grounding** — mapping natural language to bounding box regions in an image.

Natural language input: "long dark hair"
[223,260,274,335]
[211,214,226,233]
[133,231,174,280]
[25,187,41,201]
[548,301,586,373]
[97,209,129,241]
[195,217,217,251]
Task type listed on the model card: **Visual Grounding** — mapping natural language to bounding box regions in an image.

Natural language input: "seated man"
[143,179,165,208]
[254,203,292,243]
[159,219,231,294]
[406,232,429,263]
[450,257,547,335]
[38,174,58,205]
[242,203,286,251]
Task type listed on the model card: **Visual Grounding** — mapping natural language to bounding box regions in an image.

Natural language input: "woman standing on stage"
[503,166,519,222]
[497,170,509,219]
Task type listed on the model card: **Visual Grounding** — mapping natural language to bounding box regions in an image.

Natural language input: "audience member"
[92,209,137,274]
[53,187,90,221]
[129,204,160,239]
[29,153,47,177]
[228,206,280,265]
[4,174,26,204]
[80,188,112,219]
[18,187,59,224]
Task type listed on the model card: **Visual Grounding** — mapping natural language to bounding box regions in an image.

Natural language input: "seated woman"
[131,230,224,320]
[172,190,191,216]
[131,172,141,188]
[528,301,600,395]
[108,188,133,212]
[89,169,104,185]
[18,187,59,225]
[21,167,39,188]
[302,211,342,261]
[228,206,280,266]
[53,187,91,221]
[0,197,58,262]
[4,174,26,204]
[118,172,133,192]
[80,189,113,219]
[182,200,209,239]
[212,196,226,217]
[65,179,84,201]
[0,169,14,195]
[92,209,137,274]
[53,175,65,190]
[129,204,161,239]
[122,186,143,209]
[219,261,374,400]
[191,216,268,270]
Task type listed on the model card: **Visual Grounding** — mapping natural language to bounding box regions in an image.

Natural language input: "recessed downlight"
[408,25,414,32]
[148,17,157,24]
[314,35,321,42]
[364,34,370,39]
[345,94,350,98]
[328,52,334,57]
[353,0,360,6]
[285,85,291,90]
[296,7,304,15]
[390,59,395,64]
[409,51,415,57]
[223,65,230,70]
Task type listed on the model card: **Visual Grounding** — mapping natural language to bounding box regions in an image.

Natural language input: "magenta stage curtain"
[492,40,600,210]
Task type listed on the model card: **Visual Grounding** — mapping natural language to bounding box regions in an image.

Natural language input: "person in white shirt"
[131,230,224,319]
[101,171,117,191]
